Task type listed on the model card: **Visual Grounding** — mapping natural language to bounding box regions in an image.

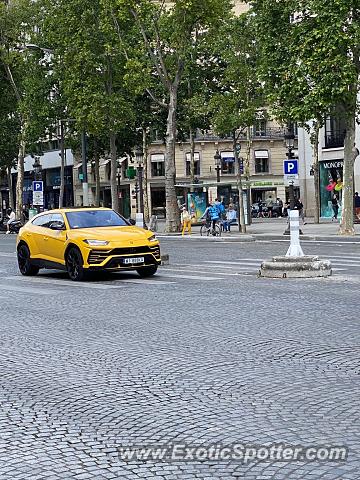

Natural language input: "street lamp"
[32,156,42,181]
[134,147,146,227]
[214,150,221,183]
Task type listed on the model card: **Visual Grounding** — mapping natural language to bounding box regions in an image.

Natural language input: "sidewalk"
[155,218,360,242]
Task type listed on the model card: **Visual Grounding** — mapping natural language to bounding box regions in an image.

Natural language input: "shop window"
[151,153,165,177]
[220,152,235,175]
[254,150,269,174]
[185,152,200,176]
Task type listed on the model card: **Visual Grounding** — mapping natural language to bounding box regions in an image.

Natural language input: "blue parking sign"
[32,181,43,192]
[284,160,298,175]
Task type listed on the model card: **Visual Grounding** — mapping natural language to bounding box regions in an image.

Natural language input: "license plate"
[124,257,145,265]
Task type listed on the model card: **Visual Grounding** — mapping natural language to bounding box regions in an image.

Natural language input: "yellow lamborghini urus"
[17,208,161,281]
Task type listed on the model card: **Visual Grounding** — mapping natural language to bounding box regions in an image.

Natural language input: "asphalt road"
[0,235,359,479]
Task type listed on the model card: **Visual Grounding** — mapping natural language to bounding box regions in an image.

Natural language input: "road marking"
[0,252,16,257]
[0,284,57,295]
[205,260,261,266]
[115,278,175,285]
[161,267,240,276]
[3,276,127,290]
[159,273,223,281]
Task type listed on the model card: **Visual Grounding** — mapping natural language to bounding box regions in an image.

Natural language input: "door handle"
[43,237,49,241]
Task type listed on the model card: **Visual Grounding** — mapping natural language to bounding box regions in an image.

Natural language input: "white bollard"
[286,210,304,257]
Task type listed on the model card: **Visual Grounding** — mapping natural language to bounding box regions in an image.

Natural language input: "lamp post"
[117,161,122,213]
[284,127,296,210]
[214,150,221,184]
[32,156,42,213]
[135,147,146,228]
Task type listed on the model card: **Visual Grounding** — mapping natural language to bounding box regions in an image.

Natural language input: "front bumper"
[85,244,161,270]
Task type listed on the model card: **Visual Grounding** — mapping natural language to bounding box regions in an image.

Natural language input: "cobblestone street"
[0,235,359,479]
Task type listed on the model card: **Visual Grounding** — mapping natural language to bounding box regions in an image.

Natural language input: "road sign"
[32,181,43,192]
[284,160,298,175]
[33,191,44,206]
[283,174,299,187]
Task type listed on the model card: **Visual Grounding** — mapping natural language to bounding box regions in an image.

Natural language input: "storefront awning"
[254,150,269,158]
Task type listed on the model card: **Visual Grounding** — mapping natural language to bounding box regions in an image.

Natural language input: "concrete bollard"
[286,210,304,257]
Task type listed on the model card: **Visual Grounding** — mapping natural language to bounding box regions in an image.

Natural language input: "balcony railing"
[194,127,288,142]
[324,131,346,149]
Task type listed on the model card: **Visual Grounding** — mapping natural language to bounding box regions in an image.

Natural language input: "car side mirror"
[49,221,66,231]
[128,218,136,226]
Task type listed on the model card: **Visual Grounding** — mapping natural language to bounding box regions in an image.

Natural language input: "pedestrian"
[223,204,237,232]
[181,207,192,236]
[275,197,283,217]
[331,194,339,221]
[354,192,360,219]
[5,208,16,234]
[266,195,274,217]
[215,198,225,218]
[297,198,305,224]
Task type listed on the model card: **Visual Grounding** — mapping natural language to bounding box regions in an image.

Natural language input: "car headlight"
[83,239,109,246]
[148,235,157,242]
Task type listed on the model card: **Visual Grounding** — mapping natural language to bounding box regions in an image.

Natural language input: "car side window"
[50,213,64,224]
[32,214,52,228]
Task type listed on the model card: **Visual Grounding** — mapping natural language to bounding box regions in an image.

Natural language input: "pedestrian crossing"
[3,254,360,297]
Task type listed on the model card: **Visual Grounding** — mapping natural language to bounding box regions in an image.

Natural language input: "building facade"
[299,116,360,218]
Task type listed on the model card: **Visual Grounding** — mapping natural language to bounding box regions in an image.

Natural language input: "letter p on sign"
[284,160,298,175]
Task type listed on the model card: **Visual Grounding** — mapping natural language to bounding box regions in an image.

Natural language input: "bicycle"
[200,219,222,237]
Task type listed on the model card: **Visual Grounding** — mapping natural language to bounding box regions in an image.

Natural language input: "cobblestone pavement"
[0,236,359,479]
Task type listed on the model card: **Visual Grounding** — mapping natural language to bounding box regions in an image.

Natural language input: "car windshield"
[66,210,128,229]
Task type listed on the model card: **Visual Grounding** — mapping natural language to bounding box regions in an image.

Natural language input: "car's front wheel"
[17,244,39,276]
[66,247,86,281]
[136,265,158,278]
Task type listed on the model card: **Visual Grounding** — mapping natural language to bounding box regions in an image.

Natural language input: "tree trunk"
[110,131,119,212]
[339,114,357,235]
[59,120,65,208]
[142,127,150,223]
[245,126,252,226]
[7,166,14,210]
[164,87,180,232]
[189,127,195,193]
[312,123,320,224]
[15,134,25,219]
[94,142,100,207]
[234,135,246,233]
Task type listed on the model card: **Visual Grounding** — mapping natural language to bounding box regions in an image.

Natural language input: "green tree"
[249,0,360,234]
[1,0,54,218]
[209,13,264,233]
[114,0,232,232]
[42,0,135,211]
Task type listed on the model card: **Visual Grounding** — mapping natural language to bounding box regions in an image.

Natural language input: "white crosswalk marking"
[4,275,127,290]
[205,260,261,266]
[161,267,240,276]
[159,273,223,281]
[0,283,58,295]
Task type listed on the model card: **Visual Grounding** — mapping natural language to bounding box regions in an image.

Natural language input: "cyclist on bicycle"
[201,202,220,230]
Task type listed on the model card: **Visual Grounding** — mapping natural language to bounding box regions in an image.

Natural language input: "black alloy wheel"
[66,248,86,281]
[17,244,39,276]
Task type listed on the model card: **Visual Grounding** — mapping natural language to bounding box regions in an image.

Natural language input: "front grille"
[88,245,160,264]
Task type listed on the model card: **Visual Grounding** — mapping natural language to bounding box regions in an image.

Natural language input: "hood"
[69,226,152,245]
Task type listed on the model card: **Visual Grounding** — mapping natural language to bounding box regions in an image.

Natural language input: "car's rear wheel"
[17,244,39,276]
[136,265,158,278]
[66,247,86,281]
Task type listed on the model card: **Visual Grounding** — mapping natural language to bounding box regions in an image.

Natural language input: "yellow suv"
[17,208,161,281]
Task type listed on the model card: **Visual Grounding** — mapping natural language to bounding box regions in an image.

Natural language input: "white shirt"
[7,212,16,224]
[226,209,237,221]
